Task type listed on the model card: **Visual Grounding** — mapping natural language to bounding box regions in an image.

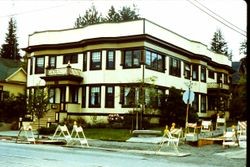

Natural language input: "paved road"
[0,140,246,167]
[0,141,200,167]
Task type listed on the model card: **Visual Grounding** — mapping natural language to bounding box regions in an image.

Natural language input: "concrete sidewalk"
[0,130,246,159]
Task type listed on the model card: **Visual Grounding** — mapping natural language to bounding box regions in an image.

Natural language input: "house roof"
[0,57,25,81]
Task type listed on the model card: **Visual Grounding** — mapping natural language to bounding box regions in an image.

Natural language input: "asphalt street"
[0,131,247,167]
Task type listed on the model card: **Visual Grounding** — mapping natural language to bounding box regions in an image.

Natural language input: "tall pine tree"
[74,4,103,28]
[210,29,229,56]
[0,17,21,60]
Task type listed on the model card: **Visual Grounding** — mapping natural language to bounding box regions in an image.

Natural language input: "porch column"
[66,86,70,102]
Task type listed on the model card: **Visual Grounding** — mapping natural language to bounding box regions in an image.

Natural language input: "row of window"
[47,85,208,113]
[48,85,163,109]
[30,49,229,83]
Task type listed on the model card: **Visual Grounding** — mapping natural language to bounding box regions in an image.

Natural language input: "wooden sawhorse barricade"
[16,124,36,144]
[52,124,89,147]
[158,124,183,153]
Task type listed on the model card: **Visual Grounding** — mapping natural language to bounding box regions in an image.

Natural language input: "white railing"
[46,67,82,77]
[207,83,229,90]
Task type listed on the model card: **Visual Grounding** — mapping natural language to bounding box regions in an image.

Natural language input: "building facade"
[23,19,232,125]
[0,57,26,101]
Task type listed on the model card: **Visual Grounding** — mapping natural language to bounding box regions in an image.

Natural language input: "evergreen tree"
[105,5,121,22]
[239,39,247,55]
[0,17,21,60]
[118,4,140,21]
[74,4,103,28]
[159,87,198,127]
[210,29,228,56]
[74,4,141,27]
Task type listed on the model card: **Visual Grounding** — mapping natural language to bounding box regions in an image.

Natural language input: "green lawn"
[83,128,132,141]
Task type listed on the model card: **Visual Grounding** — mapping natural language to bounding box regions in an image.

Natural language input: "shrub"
[38,124,57,135]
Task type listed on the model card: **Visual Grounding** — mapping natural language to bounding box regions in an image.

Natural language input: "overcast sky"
[0,0,247,61]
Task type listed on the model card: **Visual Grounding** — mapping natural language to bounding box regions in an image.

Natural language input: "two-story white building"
[23,19,232,126]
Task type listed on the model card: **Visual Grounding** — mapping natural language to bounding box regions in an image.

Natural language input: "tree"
[0,93,26,124]
[159,87,198,127]
[74,4,141,27]
[0,17,21,60]
[27,87,49,130]
[74,4,103,28]
[105,5,121,22]
[239,39,247,55]
[118,4,140,22]
[210,29,228,56]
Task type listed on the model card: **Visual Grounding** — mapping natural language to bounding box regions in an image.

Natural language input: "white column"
[66,86,70,102]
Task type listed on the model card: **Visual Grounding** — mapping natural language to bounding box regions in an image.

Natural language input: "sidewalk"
[0,130,246,159]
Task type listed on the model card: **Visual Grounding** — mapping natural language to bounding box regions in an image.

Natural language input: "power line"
[193,0,246,34]
[186,0,246,37]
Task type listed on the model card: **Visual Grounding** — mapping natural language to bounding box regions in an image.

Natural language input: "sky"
[0,0,247,61]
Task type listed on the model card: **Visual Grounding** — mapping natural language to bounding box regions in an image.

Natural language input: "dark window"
[192,64,199,81]
[145,50,165,72]
[89,86,101,107]
[184,62,191,79]
[49,56,56,69]
[30,58,33,75]
[105,86,114,108]
[208,95,217,110]
[201,94,206,113]
[169,57,181,77]
[60,87,66,103]
[124,50,141,68]
[200,66,206,82]
[120,86,139,107]
[63,53,78,64]
[192,93,199,112]
[35,57,45,74]
[224,74,228,84]
[82,52,87,71]
[106,50,115,69]
[90,51,102,70]
[70,87,78,103]
[82,86,86,108]
[217,72,222,83]
[208,70,214,79]
[48,88,55,103]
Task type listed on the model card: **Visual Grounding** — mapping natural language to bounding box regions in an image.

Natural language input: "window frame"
[106,50,115,70]
[145,50,165,72]
[105,86,115,108]
[201,94,207,113]
[35,56,45,74]
[200,65,206,82]
[192,64,199,81]
[63,53,78,64]
[90,51,102,70]
[49,56,56,69]
[120,86,140,108]
[208,70,215,79]
[184,62,191,79]
[169,57,181,77]
[89,86,101,108]
[48,88,56,104]
[123,50,141,68]
[70,87,78,103]
[217,72,223,83]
